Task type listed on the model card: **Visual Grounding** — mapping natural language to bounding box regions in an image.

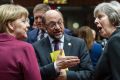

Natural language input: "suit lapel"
[33,29,39,42]
[42,37,52,63]
[64,34,72,56]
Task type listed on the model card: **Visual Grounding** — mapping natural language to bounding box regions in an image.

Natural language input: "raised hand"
[55,49,80,70]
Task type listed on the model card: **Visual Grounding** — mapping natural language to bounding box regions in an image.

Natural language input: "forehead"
[94,11,106,17]
[45,11,63,22]
[34,11,45,16]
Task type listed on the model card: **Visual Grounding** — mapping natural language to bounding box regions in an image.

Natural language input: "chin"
[55,34,63,39]
[100,34,108,38]
[17,34,27,40]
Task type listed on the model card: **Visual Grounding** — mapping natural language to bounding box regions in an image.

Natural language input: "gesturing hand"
[55,49,80,70]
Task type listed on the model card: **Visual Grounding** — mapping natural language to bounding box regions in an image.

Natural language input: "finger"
[59,49,63,56]
[64,59,80,67]
[57,49,63,60]
[65,56,79,59]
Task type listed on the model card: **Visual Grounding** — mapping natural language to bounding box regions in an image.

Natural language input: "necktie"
[53,40,60,51]
[40,31,44,39]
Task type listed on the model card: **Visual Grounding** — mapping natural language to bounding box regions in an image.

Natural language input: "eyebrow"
[48,19,62,23]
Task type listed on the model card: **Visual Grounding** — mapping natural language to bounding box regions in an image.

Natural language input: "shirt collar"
[38,29,47,34]
[48,35,64,44]
[0,33,16,42]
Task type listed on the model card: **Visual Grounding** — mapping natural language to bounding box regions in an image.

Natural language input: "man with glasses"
[33,10,93,80]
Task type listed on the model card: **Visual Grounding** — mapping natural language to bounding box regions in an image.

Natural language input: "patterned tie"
[53,40,60,51]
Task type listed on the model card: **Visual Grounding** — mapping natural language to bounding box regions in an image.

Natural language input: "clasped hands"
[55,49,80,80]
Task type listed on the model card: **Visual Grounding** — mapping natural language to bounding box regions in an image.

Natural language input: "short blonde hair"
[0,4,29,33]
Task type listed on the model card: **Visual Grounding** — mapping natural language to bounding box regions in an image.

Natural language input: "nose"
[37,17,42,23]
[26,21,30,28]
[54,23,60,29]
[94,18,99,25]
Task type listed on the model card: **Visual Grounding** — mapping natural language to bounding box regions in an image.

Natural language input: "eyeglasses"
[46,20,63,29]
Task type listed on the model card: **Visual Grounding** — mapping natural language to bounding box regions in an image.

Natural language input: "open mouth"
[54,31,62,35]
[98,27,102,32]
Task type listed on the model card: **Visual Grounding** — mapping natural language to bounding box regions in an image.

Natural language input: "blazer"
[27,28,39,43]
[0,33,42,80]
[94,27,120,80]
[33,34,93,80]
[89,41,103,68]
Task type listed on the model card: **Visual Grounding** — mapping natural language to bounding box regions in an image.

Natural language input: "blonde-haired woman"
[0,4,42,80]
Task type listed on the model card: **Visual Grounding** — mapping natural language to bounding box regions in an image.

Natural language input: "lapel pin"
[68,43,71,46]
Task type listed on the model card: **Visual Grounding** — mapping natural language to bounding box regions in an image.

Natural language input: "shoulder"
[109,28,120,42]
[65,34,86,47]
[93,42,102,48]
[108,31,120,44]
[14,40,33,49]
[65,34,84,42]
[28,28,39,35]
[33,37,47,47]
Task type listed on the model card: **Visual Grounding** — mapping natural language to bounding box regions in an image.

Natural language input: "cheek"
[34,19,37,23]
[14,24,27,36]
[61,26,64,32]
[101,17,110,25]
[15,28,27,40]
[47,29,52,34]
[62,26,64,31]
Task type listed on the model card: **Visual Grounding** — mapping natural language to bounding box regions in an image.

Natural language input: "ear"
[7,21,15,31]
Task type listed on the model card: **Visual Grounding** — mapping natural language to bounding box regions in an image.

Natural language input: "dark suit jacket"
[27,28,39,43]
[33,34,93,80]
[94,27,120,80]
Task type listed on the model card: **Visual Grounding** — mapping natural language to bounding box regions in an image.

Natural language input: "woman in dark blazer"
[93,1,120,80]
[0,4,41,80]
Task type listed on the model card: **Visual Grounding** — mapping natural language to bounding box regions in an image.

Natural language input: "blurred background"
[12,0,120,38]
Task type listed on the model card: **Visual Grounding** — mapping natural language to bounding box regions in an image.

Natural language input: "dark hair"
[0,0,13,5]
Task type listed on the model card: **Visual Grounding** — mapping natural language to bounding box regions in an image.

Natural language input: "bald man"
[33,10,93,80]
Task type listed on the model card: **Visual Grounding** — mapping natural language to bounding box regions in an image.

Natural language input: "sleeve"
[40,62,60,80]
[94,36,120,80]
[93,47,110,80]
[67,39,94,80]
[20,44,42,80]
[107,36,120,78]
[33,47,59,80]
